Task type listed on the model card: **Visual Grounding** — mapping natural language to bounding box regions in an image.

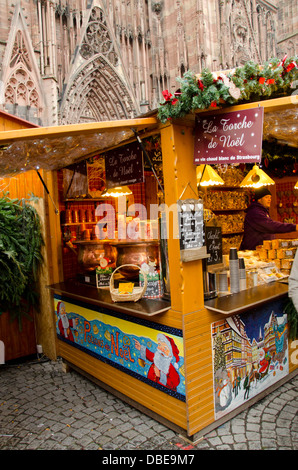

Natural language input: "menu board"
[205,226,222,265]
[139,274,163,299]
[178,199,208,262]
[96,267,113,287]
[194,107,264,165]
[104,141,144,188]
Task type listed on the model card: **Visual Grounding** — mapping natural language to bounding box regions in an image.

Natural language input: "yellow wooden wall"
[0,111,62,360]
[155,120,215,435]
[0,111,43,197]
[0,110,37,131]
[289,341,298,375]
[0,169,61,360]
[0,170,44,198]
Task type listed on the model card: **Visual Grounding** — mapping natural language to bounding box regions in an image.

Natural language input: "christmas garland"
[157,55,298,123]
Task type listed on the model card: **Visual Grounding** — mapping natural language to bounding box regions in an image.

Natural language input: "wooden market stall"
[0,97,297,438]
[0,110,57,362]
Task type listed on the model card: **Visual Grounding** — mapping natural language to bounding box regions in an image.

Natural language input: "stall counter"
[204,281,289,314]
[48,280,171,317]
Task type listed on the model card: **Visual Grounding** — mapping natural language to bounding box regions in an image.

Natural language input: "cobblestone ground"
[0,358,297,451]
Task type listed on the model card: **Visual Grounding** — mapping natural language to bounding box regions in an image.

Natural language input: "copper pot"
[112,241,160,279]
[77,241,117,272]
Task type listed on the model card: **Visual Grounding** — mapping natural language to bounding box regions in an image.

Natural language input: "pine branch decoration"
[158,55,298,123]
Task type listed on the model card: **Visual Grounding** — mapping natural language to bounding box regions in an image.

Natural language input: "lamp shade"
[196,164,224,187]
[240,165,275,188]
[101,186,132,197]
[295,180,298,190]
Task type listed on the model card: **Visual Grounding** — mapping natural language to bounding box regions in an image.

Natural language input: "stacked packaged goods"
[254,239,298,276]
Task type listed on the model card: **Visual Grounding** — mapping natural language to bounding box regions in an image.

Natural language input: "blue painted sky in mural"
[239,301,285,342]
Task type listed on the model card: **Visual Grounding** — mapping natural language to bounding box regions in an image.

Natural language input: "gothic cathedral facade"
[0,0,296,126]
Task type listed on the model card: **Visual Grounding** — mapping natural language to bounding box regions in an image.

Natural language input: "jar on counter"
[247,270,258,288]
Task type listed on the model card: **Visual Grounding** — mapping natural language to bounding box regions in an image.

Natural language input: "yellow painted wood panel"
[57,340,188,430]
[159,123,205,314]
[182,306,219,435]
[289,340,298,374]
[58,341,187,428]
[142,309,183,330]
[0,170,44,199]
[187,389,214,411]
[185,346,213,367]
[187,363,214,385]
[0,112,37,131]
[187,410,215,436]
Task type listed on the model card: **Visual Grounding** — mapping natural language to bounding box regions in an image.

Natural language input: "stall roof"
[0,96,296,177]
[0,117,159,177]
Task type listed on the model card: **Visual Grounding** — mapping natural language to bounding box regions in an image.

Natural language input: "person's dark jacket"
[240,201,296,250]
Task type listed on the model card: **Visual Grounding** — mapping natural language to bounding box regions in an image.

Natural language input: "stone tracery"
[79,7,118,66]
[4,27,41,120]
[60,56,136,124]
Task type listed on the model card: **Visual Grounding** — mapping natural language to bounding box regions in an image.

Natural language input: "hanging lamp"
[101,186,133,197]
[196,164,224,187]
[240,164,275,188]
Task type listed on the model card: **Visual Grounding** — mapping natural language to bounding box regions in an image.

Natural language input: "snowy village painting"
[211,300,289,420]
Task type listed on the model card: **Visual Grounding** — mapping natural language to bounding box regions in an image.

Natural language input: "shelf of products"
[205,166,250,254]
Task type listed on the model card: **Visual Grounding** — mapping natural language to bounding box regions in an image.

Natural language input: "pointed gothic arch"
[60,55,138,124]
[59,4,138,124]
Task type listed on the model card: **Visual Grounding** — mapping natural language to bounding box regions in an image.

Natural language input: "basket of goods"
[109,264,147,302]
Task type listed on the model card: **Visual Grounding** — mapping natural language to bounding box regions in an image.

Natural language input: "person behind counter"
[240,187,298,250]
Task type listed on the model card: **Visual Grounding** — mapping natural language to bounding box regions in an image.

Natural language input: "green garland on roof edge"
[157,56,298,123]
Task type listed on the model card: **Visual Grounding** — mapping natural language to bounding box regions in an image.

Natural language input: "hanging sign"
[178,199,208,262]
[193,107,264,165]
[104,141,144,188]
[205,226,222,265]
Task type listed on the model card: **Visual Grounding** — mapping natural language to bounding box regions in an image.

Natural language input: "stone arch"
[60,55,138,124]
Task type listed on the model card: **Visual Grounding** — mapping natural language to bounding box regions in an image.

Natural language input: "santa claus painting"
[57,301,78,342]
[133,333,180,391]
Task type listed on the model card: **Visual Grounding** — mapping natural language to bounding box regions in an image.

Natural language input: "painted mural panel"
[54,295,185,401]
[211,300,289,420]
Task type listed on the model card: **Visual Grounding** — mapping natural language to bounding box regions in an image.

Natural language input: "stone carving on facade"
[79,7,118,66]
[10,30,32,72]
[219,0,260,67]
[5,65,39,109]
[60,55,136,124]
[1,3,45,124]
[59,4,138,124]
